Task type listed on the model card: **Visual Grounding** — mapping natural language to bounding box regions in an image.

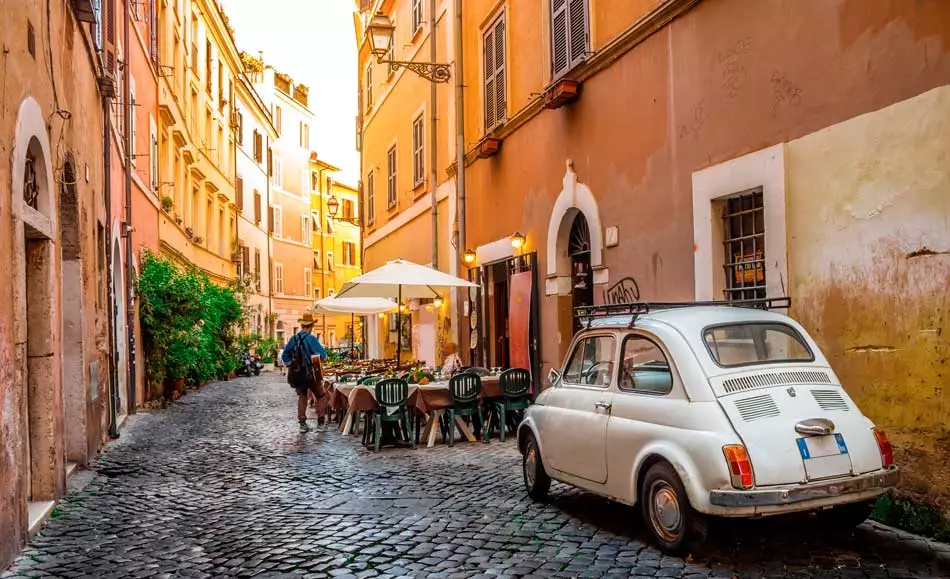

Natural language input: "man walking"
[282,313,328,433]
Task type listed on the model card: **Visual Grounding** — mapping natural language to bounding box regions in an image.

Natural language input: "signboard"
[733,250,765,284]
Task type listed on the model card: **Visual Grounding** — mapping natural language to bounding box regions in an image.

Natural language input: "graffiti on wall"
[603,277,641,305]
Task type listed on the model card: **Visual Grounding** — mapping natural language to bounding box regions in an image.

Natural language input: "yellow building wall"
[787,84,950,509]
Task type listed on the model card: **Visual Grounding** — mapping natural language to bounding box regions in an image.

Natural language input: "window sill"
[411,25,425,44]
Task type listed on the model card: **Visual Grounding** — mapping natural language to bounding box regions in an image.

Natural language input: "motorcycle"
[236,351,263,377]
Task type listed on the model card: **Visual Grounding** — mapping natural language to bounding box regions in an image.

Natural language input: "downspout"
[266,135,273,337]
[104,81,119,439]
[319,168,327,340]
[122,0,137,414]
[454,0,467,360]
[429,0,438,270]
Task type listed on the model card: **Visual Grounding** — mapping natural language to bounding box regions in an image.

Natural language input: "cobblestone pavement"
[5,373,949,579]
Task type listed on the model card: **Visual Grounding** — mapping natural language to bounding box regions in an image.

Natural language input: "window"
[619,336,673,394]
[386,145,397,208]
[271,205,283,237]
[550,0,589,79]
[253,130,263,163]
[313,249,321,270]
[274,263,284,294]
[722,189,765,301]
[311,172,319,191]
[304,267,312,297]
[563,335,615,387]
[253,190,262,224]
[272,156,283,188]
[328,288,335,297]
[365,65,373,111]
[342,242,356,266]
[483,12,507,131]
[205,40,212,93]
[312,209,321,231]
[366,172,375,224]
[254,248,261,291]
[299,122,309,149]
[314,287,322,300]
[342,199,355,220]
[301,215,311,245]
[274,105,282,132]
[240,246,250,277]
[129,83,137,165]
[704,323,814,368]
[235,112,244,145]
[149,118,158,193]
[412,114,424,186]
[327,251,335,271]
[325,216,334,235]
[235,176,244,211]
[412,0,423,33]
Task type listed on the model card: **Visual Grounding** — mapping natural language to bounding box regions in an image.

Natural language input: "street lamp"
[511,232,526,250]
[366,12,451,83]
[326,194,360,226]
[462,249,476,265]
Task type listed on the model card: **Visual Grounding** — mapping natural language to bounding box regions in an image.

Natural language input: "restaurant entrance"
[468,253,541,390]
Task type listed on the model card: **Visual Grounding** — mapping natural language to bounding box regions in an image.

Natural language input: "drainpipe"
[266,135,273,337]
[104,83,119,439]
[319,168,327,340]
[122,0,137,414]
[429,0,438,271]
[454,0,467,359]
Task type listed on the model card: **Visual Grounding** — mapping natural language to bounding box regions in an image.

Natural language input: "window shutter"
[254,190,261,224]
[242,246,250,275]
[268,206,274,233]
[483,26,495,130]
[106,0,115,43]
[267,148,273,176]
[494,17,506,125]
[551,0,569,78]
[568,0,588,67]
[235,177,244,211]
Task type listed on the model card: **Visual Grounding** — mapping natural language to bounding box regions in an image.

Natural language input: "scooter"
[237,351,263,377]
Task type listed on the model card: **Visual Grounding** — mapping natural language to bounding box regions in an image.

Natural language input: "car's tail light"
[723,444,754,489]
[873,427,894,467]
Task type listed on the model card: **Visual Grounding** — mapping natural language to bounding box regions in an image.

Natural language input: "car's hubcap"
[650,482,682,540]
[524,445,537,489]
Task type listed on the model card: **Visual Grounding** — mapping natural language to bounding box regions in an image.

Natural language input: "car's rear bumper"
[709,467,899,508]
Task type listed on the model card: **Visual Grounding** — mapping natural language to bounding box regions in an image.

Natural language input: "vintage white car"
[517,300,899,553]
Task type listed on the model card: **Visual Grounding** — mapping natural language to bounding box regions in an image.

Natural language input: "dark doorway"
[490,266,510,370]
[569,213,593,333]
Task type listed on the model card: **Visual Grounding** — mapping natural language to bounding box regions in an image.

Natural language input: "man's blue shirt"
[281,331,327,366]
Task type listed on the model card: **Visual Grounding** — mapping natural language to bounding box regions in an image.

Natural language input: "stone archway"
[544,160,608,357]
[10,96,65,509]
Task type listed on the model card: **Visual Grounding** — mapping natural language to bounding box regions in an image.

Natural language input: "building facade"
[450,0,950,513]
[0,0,123,567]
[247,65,317,345]
[356,0,460,367]
[234,64,278,337]
[156,0,241,283]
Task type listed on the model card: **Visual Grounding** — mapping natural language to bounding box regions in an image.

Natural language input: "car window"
[703,322,813,367]
[619,335,673,394]
[563,335,616,387]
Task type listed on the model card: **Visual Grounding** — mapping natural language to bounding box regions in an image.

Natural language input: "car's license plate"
[796,433,848,459]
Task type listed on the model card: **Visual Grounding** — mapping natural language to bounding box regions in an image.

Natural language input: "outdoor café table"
[334,376,502,447]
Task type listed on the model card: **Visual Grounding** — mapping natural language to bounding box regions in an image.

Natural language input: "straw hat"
[297,312,317,327]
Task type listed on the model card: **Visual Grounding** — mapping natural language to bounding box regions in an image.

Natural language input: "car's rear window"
[703,322,814,367]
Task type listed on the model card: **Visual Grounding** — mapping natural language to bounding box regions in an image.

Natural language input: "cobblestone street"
[4,373,949,579]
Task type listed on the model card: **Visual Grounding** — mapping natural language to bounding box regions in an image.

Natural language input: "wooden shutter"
[254,190,261,224]
[254,249,261,291]
[268,206,274,233]
[483,25,495,130]
[568,0,588,67]
[235,177,244,211]
[106,0,115,43]
[551,0,568,78]
[267,148,273,176]
[494,17,506,125]
[241,246,250,275]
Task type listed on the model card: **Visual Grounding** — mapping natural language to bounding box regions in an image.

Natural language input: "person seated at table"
[441,341,464,378]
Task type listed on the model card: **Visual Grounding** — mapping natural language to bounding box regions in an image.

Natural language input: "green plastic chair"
[371,379,415,452]
[447,373,483,447]
[358,375,382,385]
[490,368,532,442]
[464,366,491,377]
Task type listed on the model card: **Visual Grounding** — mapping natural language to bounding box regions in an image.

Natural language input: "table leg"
[341,410,354,436]
[454,416,476,443]
[425,410,442,448]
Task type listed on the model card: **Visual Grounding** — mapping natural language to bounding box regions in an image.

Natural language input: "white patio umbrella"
[309,297,398,359]
[336,259,478,364]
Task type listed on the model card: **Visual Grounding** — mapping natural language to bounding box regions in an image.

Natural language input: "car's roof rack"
[574,297,791,329]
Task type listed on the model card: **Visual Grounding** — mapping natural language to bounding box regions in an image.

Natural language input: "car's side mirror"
[548,368,561,387]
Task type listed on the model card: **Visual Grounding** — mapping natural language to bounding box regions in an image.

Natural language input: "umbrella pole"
[350,312,354,356]
[396,286,402,367]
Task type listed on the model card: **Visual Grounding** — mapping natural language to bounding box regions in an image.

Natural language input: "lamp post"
[366,12,451,83]
[326,194,360,226]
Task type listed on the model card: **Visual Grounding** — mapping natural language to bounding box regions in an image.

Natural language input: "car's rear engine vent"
[723,370,833,394]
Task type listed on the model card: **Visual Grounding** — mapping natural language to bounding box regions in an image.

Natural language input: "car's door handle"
[594,401,612,410]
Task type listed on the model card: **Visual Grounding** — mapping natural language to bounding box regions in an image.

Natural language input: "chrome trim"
[709,468,899,507]
[794,418,835,436]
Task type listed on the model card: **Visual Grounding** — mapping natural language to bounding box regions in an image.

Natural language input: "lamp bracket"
[377,58,451,83]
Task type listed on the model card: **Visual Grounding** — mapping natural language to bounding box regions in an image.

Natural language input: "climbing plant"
[136,251,243,399]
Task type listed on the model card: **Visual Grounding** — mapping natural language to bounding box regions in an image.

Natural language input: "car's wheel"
[640,462,704,554]
[816,499,874,531]
[522,433,551,500]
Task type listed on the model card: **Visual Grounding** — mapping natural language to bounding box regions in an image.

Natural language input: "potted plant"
[193,236,204,245]
[185,227,194,239]
[160,195,174,212]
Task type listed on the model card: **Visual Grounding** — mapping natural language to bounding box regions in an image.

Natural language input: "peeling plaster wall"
[787,85,950,512]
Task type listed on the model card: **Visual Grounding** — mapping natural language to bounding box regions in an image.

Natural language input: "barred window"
[722,189,765,301]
